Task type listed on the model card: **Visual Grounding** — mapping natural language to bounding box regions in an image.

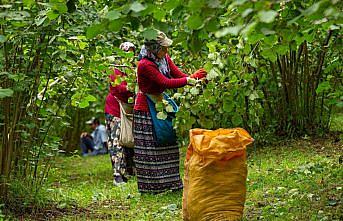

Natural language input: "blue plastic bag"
[146,93,179,146]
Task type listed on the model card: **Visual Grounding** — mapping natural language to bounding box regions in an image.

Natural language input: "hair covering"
[155,31,173,47]
[119,42,136,52]
[138,31,172,78]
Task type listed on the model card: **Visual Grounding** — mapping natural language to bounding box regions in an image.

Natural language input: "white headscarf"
[119,42,136,52]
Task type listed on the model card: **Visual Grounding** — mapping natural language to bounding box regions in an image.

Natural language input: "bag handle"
[113,96,133,117]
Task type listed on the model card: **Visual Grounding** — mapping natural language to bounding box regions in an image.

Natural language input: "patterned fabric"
[133,110,183,193]
[105,114,134,179]
[119,42,136,52]
[138,44,171,78]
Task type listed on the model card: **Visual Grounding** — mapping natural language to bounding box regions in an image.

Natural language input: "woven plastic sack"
[183,128,254,221]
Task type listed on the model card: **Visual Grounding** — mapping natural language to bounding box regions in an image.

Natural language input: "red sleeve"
[166,55,188,78]
[139,60,187,89]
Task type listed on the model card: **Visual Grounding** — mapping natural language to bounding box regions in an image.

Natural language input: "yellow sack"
[183,128,254,221]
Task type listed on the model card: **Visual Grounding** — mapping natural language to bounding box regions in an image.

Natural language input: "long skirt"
[133,110,183,193]
[105,114,135,181]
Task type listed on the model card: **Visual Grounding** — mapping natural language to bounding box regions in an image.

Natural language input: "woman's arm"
[139,61,187,89]
[166,55,188,78]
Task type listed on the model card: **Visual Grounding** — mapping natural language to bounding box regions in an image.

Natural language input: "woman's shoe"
[113,175,125,186]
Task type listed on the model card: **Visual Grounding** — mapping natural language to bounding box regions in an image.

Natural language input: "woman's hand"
[190,68,207,80]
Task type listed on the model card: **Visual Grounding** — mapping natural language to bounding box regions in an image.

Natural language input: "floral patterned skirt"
[105,114,135,180]
[133,110,183,193]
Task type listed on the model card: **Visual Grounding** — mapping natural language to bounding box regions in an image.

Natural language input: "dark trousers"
[80,136,95,155]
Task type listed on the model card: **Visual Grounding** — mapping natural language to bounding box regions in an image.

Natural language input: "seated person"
[80,117,108,156]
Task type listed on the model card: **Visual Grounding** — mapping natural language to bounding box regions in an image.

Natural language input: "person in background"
[80,117,108,156]
[104,42,136,186]
[134,31,207,193]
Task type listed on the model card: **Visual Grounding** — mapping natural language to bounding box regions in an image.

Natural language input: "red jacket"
[134,55,188,112]
[104,69,133,117]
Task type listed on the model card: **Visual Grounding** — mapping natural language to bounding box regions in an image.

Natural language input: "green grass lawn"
[33,137,341,221]
[4,113,342,220]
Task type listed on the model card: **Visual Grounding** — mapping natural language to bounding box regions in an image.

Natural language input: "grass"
[45,154,183,221]
[4,113,342,220]
[9,138,339,220]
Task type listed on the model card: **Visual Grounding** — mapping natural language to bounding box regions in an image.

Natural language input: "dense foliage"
[0,0,342,210]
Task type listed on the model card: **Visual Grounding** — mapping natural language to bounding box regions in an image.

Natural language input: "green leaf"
[130,2,146,13]
[206,42,217,53]
[206,18,219,32]
[23,0,35,7]
[51,2,68,14]
[247,33,264,44]
[78,100,89,108]
[142,28,158,40]
[316,81,331,94]
[190,87,200,95]
[215,25,242,37]
[207,68,220,80]
[35,16,47,26]
[108,19,123,32]
[200,118,214,129]
[329,24,340,30]
[155,102,164,112]
[0,35,6,43]
[75,94,97,108]
[223,102,234,112]
[264,35,277,45]
[258,10,278,23]
[261,48,277,62]
[242,8,253,18]
[0,5,12,9]
[188,0,205,11]
[241,21,257,37]
[232,114,243,125]
[303,2,321,16]
[47,10,59,20]
[85,94,97,102]
[207,0,221,8]
[113,76,123,86]
[157,112,168,120]
[164,0,180,11]
[0,88,14,98]
[249,91,259,100]
[86,23,105,39]
[274,45,289,55]
[153,10,166,21]
[187,15,203,30]
[261,28,275,35]
[166,104,174,113]
[106,10,121,20]
[303,32,315,43]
